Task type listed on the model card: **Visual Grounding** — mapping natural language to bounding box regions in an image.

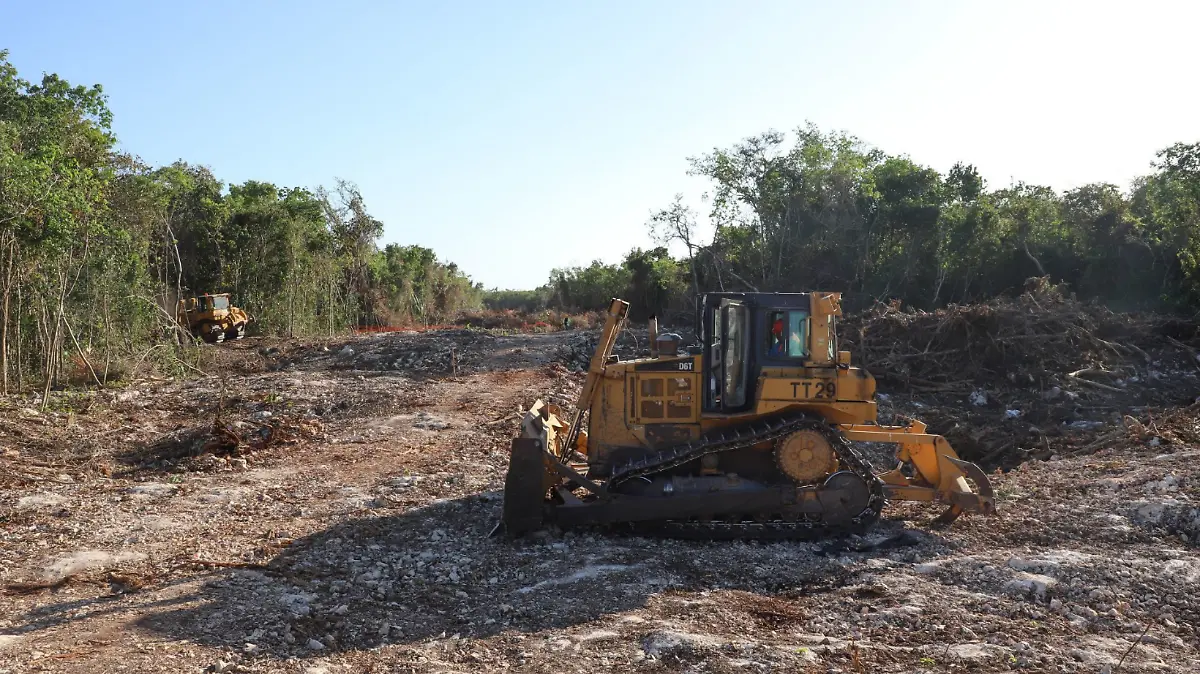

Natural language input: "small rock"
[969,390,988,406]
[128,483,178,497]
[212,661,231,673]
[914,561,942,574]
[640,630,718,659]
[307,638,325,650]
[1006,572,1057,599]
[948,643,1012,662]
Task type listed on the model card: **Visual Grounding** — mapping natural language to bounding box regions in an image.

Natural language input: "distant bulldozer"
[176,293,251,343]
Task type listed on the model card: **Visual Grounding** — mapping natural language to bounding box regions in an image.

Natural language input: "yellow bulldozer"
[176,293,251,344]
[498,292,995,539]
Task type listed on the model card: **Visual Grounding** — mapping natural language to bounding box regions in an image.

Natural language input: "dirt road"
[1,329,1198,673]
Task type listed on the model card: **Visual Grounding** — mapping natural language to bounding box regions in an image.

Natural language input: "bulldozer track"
[607,414,886,539]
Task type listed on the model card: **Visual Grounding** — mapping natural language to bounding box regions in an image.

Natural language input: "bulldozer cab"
[175,293,249,343]
[701,292,835,413]
[178,294,230,317]
[192,294,229,317]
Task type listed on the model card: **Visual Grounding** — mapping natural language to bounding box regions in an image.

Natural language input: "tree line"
[0,51,481,392]
[7,47,1199,392]
[499,124,1200,323]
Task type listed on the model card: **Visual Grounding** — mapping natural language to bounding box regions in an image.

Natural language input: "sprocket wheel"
[776,428,838,484]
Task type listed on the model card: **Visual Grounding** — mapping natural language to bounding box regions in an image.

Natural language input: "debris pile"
[264,330,501,376]
[554,333,600,371]
[840,283,1200,466]
[455,309,603,332]
[553,327,670,372]
[131,414,325,473]
[841,282,1189,395]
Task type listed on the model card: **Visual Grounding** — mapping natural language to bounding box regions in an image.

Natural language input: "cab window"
[766,310,809,358]
[213,296,230,310]
[722,303,748,407]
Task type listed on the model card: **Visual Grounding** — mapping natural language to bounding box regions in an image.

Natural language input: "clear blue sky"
[4,1,1197,290]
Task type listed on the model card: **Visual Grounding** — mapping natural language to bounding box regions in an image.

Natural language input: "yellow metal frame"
[514,291,997,526]
[559,298,629,460]
[840,420,995,518]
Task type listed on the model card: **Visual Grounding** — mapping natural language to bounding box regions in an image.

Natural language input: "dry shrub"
[840,279,1173,391]
[63,352,96,386]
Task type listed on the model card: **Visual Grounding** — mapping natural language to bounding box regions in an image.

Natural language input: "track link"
[606,414,886,540]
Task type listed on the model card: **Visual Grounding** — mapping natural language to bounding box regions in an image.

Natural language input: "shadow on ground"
[129,494,953,658]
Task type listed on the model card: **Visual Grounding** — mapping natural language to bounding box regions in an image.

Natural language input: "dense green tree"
[0,49,117,393]
[4,46,1200,392]
[0,51,483,391]
[548,126,1200,319]
[622,247,686,321]
[372,244,482,324]
[1135,143,1200,302]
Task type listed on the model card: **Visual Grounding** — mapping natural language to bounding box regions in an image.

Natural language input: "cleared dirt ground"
[2,328,1199,673]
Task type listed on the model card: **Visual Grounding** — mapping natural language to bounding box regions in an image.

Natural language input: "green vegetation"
[519,124,1200,321]
[0,51,481,391]
[6,47,1200,392]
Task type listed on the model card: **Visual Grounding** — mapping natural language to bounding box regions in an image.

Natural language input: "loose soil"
[2,302,1199,673]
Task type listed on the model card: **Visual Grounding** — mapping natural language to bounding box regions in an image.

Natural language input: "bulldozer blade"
[499,437,550,537]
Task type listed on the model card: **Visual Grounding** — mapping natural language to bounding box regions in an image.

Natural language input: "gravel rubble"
[0,327,1198,672]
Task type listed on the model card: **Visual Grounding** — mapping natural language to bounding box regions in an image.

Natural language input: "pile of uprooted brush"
[839,279,1198,395]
